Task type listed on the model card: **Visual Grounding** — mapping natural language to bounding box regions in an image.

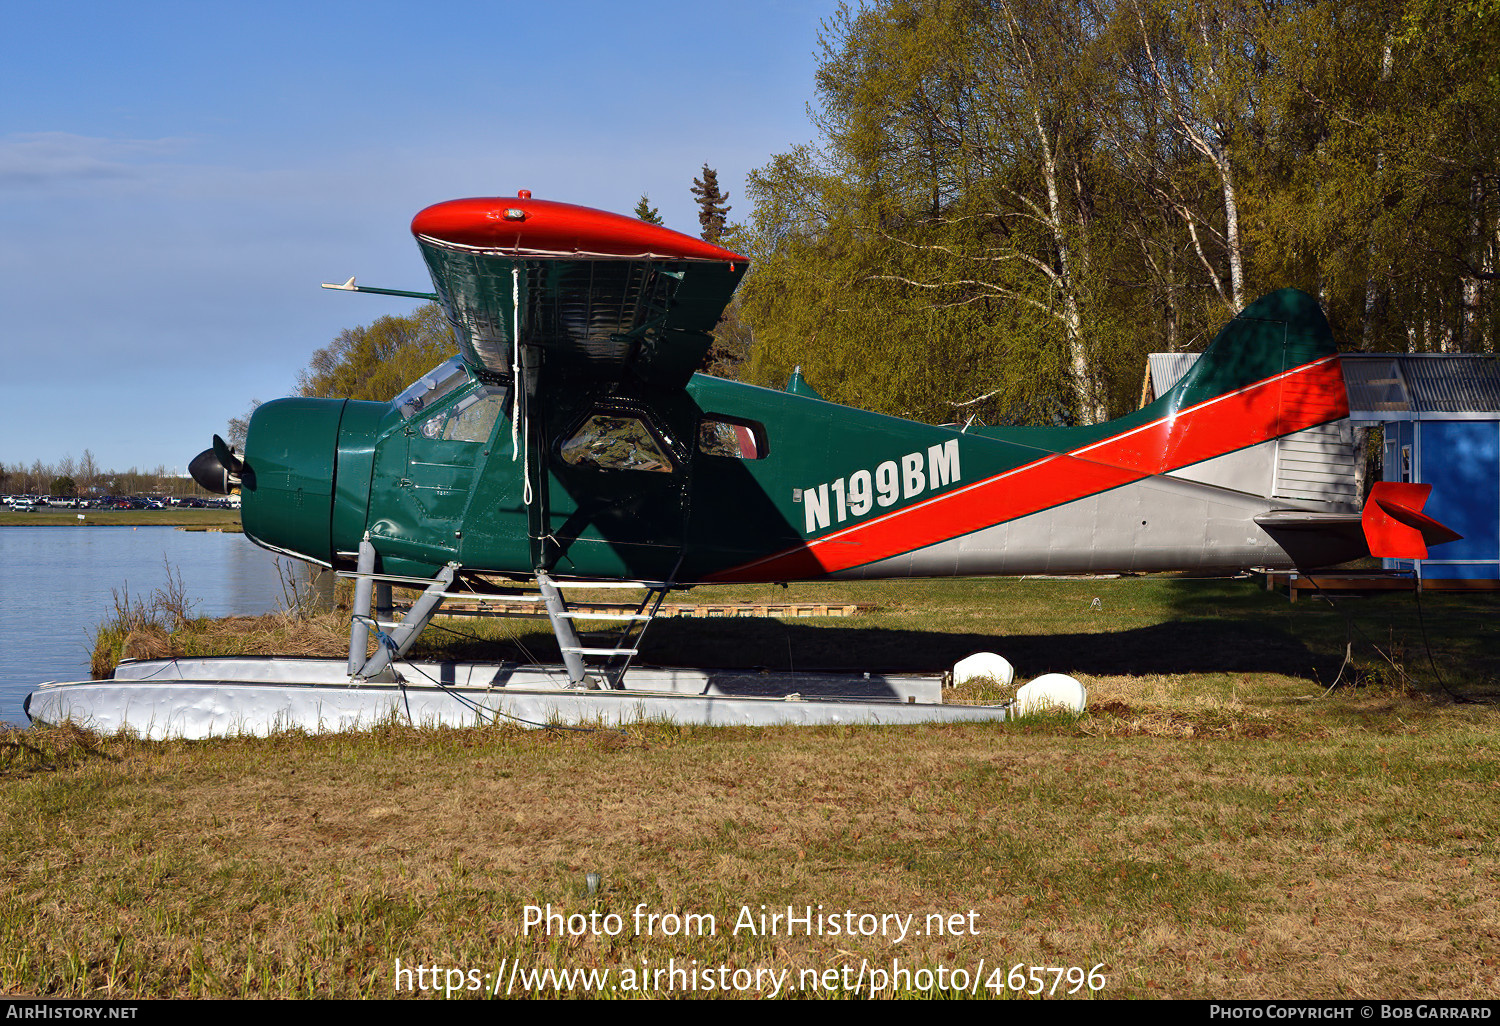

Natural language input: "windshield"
[392,356,469,419]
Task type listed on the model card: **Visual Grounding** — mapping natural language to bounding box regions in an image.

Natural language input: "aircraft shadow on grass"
[459,617,1338,686]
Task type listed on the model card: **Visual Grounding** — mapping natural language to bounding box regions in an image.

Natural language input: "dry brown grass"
[184,610,355,658]
[3,685,1497,999]
[9,576,1498,999]
[94,609,354,680]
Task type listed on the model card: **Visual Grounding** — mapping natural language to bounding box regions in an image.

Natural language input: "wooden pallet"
[1255,570,1500,602]
[424,600,875,619]
[655,602,872,618]
[1256,570,1413,602]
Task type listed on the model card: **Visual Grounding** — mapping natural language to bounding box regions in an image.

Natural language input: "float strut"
[355,563,458,681]
[536,571,591,688]
[347,534,376,677]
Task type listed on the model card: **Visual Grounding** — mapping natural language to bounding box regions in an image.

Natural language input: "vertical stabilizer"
[1119,289,1351,482]
[1164,289,1340,415]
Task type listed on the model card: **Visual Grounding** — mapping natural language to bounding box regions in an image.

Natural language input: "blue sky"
[0,0,838,478]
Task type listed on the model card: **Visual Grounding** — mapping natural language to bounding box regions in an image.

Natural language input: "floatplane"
[26,193,1459,737]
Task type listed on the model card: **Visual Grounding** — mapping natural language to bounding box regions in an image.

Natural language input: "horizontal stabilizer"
[1361,482,1462,559]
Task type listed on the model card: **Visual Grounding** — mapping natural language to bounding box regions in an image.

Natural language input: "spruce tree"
[633,194,663,225]
[691,165,731,244]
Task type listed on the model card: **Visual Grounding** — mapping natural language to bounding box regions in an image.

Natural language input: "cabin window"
[417,386,508,443]
[393,356,469,419]
[560,414,675,473]
[698,417,768,460]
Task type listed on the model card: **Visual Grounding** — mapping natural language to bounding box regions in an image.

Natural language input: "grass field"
[3,575,1497,999]
[0,507,241,530]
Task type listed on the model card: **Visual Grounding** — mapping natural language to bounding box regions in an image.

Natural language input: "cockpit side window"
[559,413,676,473]
[417,386,508,443]
[392,356,469,419]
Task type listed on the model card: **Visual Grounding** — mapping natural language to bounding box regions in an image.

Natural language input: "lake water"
[0,526,288,727]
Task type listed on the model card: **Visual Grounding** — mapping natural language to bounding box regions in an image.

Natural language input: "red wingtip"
[411,196,747,263]
[1362,482,1463,559]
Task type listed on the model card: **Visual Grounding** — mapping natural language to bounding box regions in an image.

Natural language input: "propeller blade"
[211,434,245,476]
[190,436,247,495]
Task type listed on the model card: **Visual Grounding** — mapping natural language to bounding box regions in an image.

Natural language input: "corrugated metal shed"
[1347,354,1500,417]
[1146,352,1200,400]
[1341,357,1411,414]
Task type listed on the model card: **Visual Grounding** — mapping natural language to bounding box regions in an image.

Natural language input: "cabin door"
[539,402,689,581]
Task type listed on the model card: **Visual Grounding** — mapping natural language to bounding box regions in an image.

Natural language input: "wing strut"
[511,265,536,507]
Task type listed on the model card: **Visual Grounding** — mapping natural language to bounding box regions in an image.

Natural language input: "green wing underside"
[417,240,746,391]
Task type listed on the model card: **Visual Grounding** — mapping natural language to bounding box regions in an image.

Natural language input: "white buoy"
[1013,673,1088,715]
[952,652,1015,687]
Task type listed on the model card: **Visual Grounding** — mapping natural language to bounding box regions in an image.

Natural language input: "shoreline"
[0,511,242,529]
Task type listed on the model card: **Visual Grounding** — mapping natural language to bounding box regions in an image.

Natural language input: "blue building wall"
[1384,419,1500,579]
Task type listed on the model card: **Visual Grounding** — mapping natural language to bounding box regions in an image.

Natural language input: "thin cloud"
[0,132,189,189]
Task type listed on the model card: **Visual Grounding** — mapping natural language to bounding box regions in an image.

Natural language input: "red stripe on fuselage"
[709,356,1347,582]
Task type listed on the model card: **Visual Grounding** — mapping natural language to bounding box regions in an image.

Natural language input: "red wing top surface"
[412,196,746,263]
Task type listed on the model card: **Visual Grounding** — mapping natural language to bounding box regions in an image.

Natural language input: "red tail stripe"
[711,356,1347,581]
[1073,358,1348,475]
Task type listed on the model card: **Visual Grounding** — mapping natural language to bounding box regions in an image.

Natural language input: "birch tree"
[736,0,1500,430]
[1099,0,1279,316]
[741,0,1126,424]
[1252,0,1499,352]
